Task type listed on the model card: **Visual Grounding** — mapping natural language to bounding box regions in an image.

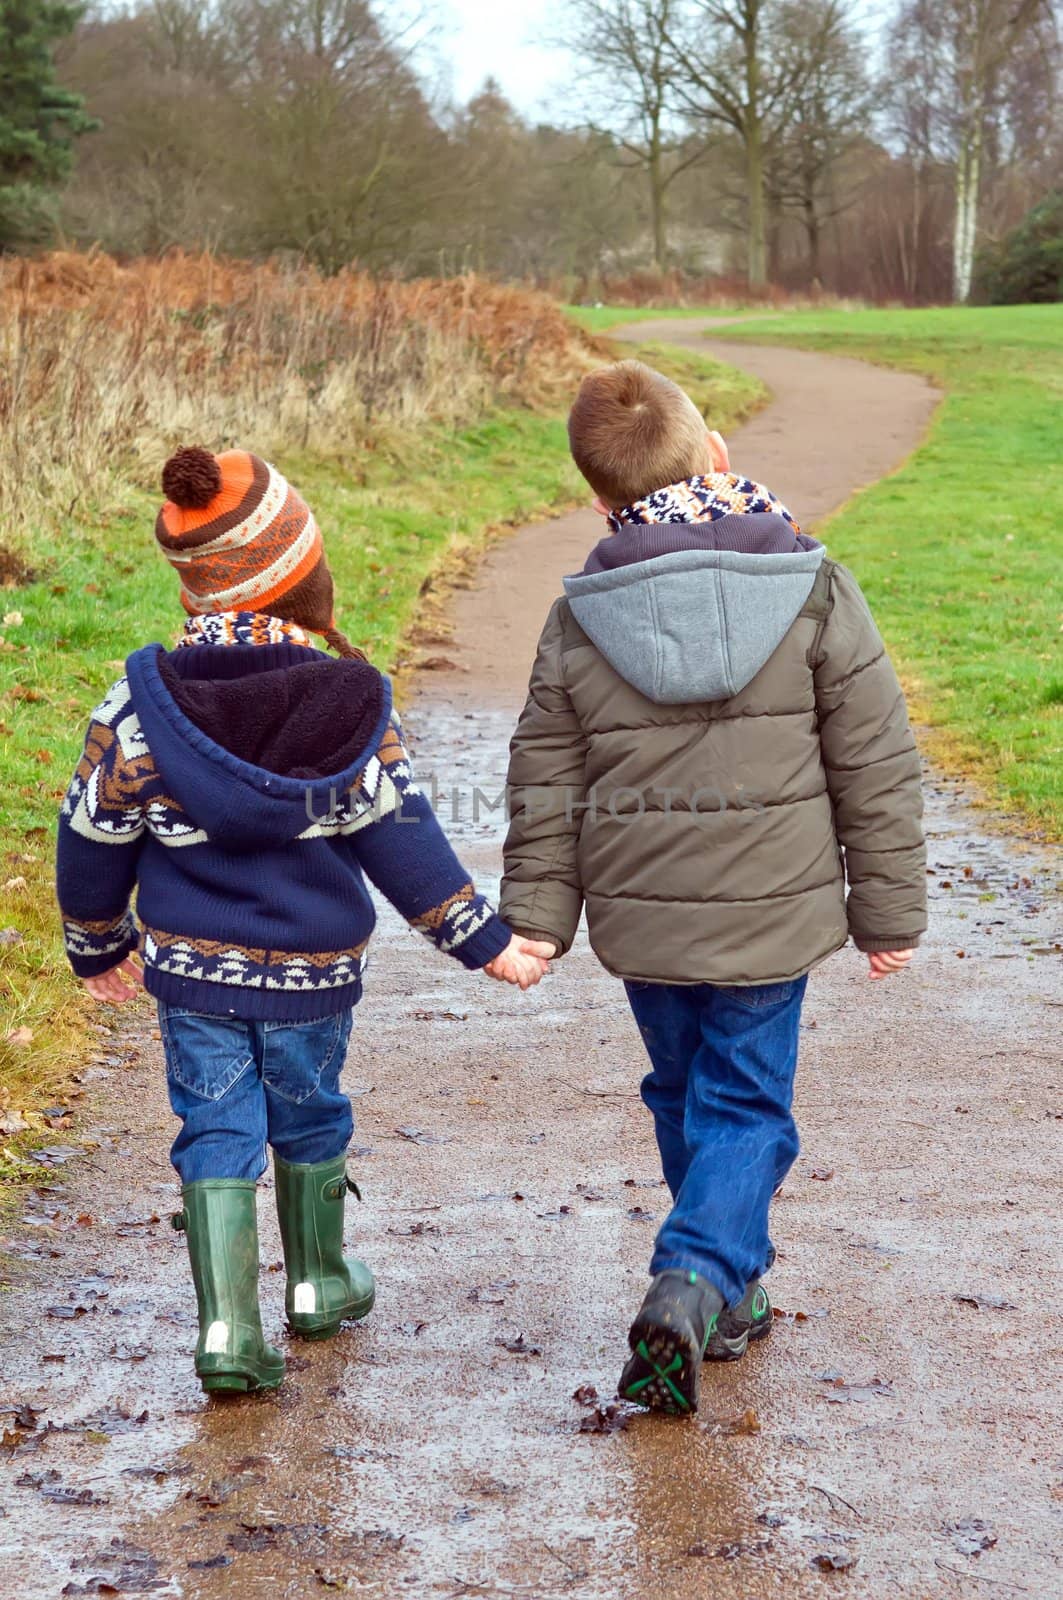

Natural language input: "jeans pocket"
[159,1008,255,1102]
[261,1011,352,1106]
[714,981,801,1011]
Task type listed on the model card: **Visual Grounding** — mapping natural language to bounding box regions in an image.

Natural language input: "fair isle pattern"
[143,928,370,993]
[162,463,290,564]
[60,678,207,852]
[296,714,418,839]
[609,472,800,534]
[183,508,321,614]
[177,612,314,650]
[410,884,501,958]
[63,910,139,965]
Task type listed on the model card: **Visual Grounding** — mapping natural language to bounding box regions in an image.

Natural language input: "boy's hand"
[83,957,144,1004]
[867,948,915,981]
[484,936,556,991]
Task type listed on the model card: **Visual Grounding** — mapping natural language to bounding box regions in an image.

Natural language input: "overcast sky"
[436,0,574,116]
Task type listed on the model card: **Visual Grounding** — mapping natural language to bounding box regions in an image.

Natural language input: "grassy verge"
[709,304,1063,837]
[565,304,745,333]
[0,341,764,1166]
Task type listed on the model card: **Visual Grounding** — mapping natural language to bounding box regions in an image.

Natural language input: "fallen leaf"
[725,1408,761,1435]
[952,1293,1017,1311]
[468,1279,516,1304]
[945,1517,997,1556]
[810,1167,835,1181]
[1,878,27,895]
[4,1025,32,1047]
[626,1206,656,1221]
[572,1384,599,1406]
[577,1403,629,1435]
[393,1126,447,1146]
[0,926,23,946]
[188,1554,232,1571]
[819,1375,893,1403]
[811,1551,857,1572]
[495,1333,542,1356]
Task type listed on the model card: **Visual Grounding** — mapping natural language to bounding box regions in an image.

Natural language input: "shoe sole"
[198,1363,285,1395]
[620,1317,702,1415]
[705,1314,773,1363]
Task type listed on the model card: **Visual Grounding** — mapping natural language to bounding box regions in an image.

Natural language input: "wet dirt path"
[3,322,1061,1600]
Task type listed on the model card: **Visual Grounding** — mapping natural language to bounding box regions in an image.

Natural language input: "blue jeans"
[624,977,807,1306]
[159,1004,355,1184]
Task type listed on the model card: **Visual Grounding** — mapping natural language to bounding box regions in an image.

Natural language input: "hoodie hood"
[125,641,392,847]
[564,515,826,705]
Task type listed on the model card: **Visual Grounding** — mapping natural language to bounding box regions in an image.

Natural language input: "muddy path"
[2,321,1061,1600]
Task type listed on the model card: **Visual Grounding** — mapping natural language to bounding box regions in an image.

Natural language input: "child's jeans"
[159,1004,355,1184]
[624,977,808,1306]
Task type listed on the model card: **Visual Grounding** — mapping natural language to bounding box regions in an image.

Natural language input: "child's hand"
[83,957,144,1004]
[868,949,915,981]
[484,936,556,991]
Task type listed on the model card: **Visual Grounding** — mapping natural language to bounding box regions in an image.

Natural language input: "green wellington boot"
[274,1152,375,1340]
[173,1180,286,1395]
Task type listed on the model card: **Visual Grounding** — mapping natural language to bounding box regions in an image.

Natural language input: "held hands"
[82,957,144,1005]
[868,948,915,981]
[484,935,557,991]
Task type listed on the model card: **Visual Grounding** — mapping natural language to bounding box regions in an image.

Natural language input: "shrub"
[974,192,1063,306]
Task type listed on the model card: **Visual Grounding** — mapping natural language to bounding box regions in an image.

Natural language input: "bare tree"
[770,0,871,281]
[886,0,1059,302]
[664,0,851,287]
[555,0,709,270]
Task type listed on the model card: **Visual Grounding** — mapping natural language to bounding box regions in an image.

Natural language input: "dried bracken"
[0,251,601,538]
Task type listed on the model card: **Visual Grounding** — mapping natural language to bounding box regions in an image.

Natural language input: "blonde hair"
[567,360,711,508]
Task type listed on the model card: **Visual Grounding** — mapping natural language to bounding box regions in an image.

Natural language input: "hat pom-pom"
[162,446,222,510]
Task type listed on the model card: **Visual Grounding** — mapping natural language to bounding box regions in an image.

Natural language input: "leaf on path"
[537,1206,572,1220]
[188,1554,232,1571]
[577,1402,630,1435]
[809,1167,835,1181]
[811,1551,858,1572]
[687,1538,773,1559]
[945,1517,997,1556]
[574,1185,604,1201]
[386,1220,439,1237]
[468,1279,516,1304]
[819,1374,893,1403]
[30,1146,80,1167]
[625,1206,656,1222]
[43,1485,110,1506]
[773,1306,829,1322]
[495,1333,542,1356]
[0,1106,29,1135]
[393,1126,448,1146]
[412,1010,467,1022]
[952,1293,1017,1311]
[77,1406,149,1435]
[725,1408,761,1436]
[46,1304,91,1319]
[572,1384,599,1406]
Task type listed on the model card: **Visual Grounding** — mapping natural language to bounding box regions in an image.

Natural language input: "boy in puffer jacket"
[57,446,552,1396]
[500,362,926,1415]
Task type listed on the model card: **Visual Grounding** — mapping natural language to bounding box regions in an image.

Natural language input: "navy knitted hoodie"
[56,632,511,1019]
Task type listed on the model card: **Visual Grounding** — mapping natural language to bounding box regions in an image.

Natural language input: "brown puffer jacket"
[500,537,926,985]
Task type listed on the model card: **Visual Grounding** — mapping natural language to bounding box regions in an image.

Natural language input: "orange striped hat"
[154,447,335,632]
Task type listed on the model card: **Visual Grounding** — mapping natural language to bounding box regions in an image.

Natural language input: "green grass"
[709,304,1063,836]
[0,340,764,1151]
[565,304,748,333]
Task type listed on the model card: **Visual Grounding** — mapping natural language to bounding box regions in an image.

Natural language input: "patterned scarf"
[609,472,800,534]
[177,612,315,650]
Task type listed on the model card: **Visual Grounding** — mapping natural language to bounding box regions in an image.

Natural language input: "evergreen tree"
[0,1,97,246]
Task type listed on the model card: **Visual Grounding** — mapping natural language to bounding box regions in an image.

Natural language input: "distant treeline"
[2,1,1061,303]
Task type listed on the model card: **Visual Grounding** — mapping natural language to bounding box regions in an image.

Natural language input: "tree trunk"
[648,127,666,272]
[747,120,766,286]
[952,118,983,303]
[804,194,821,283]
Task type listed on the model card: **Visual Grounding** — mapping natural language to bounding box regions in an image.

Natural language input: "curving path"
[2,322,1060,1600]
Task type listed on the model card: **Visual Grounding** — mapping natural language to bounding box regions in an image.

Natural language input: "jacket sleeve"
[350,714,511,970]
[499,601,588,957]
[813,564,927,953]
[56,678,147,977]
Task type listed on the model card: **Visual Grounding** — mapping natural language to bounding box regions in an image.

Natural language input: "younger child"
[500,362,926,1414]
[58,446,551,1394]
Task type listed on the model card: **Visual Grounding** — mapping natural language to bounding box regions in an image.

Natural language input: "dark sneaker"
[705,1279,773,1361]
[619,1269,724,1415]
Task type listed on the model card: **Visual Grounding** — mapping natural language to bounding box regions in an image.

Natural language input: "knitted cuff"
[852,933,923,954]
[67,934,139,980]
[449,911,512,970]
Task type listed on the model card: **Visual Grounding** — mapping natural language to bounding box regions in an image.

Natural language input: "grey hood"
[563,541,827,705]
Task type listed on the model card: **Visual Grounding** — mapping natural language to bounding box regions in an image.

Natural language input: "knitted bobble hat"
[155,447,362,658]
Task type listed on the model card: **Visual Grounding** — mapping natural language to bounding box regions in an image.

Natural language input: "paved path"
[2,321,1060,1600]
